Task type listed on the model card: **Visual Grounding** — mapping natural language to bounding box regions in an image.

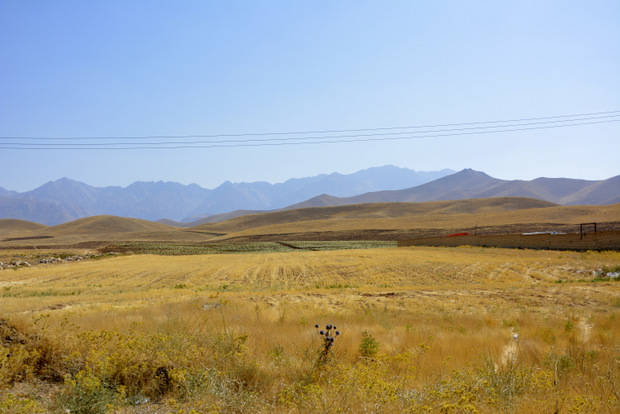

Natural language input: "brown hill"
[192,198,568,237]
[190,197,620,242]
[0,219,49,238]
[44,215,176,236]
[2,199,618,248]
[0,215,224,248]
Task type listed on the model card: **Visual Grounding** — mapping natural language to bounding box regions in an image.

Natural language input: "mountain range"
[289,169,620,209]
[0,166,617,226]
[0,166,453,225]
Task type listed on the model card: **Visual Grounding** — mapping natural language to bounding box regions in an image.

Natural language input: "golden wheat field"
[1,245,619,413]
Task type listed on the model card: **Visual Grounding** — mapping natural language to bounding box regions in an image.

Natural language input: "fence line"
[397,230,620,250]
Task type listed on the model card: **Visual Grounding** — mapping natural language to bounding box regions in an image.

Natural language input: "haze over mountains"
[290,169,620,209]
[0,166,452,225]
[0,166,618,226]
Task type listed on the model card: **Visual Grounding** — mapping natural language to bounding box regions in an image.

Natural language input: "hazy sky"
[1,1,619,192]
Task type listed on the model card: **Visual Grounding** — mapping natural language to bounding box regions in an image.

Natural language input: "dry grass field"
[1,198,619,413]
[1,246,619,413]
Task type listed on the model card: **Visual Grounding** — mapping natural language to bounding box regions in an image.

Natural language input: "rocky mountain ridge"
[0,166,454,225]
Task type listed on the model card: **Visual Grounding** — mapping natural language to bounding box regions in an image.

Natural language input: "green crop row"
[101,241,396,255]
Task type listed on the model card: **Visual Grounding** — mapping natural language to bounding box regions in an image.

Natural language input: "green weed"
[358,331,380,358]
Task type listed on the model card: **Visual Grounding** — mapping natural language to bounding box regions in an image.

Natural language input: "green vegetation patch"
[102,242,288,255]
[101,241,396,255]
[283,241,396,251]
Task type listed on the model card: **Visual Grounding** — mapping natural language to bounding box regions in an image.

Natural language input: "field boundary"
[397,229,620,250]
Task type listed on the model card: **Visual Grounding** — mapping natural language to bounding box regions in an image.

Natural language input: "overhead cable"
[1,110,618,150]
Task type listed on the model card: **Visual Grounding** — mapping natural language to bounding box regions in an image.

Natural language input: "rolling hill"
[0,215,220,248]
[0,218,49,238]
[1,166,618,245]
[189,197,620,242]
[1,197,618,249]
[44,215,176,236]
[194,197,556,234]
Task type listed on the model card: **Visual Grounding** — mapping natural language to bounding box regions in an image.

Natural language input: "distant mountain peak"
[45,177,82,185]
[284,169,618,210]
[457,168,490,175]
[2,167,616,226]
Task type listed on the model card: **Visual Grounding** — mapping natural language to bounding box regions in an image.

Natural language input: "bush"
[0,393,45,414]
[57,369,120,414]
[358,331,380,358]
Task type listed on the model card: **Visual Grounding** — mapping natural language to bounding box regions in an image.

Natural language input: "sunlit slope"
[195,198,556,233]
[44,215,175,235]
[0,215,219,247]
[194,198,619,241]
[0,218,48,237]
[2,198,618,246]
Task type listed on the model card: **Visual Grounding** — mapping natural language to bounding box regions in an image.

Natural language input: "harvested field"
[1,246,619,413]
[1,199,619,412]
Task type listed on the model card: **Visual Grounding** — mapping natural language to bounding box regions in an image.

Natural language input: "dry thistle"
[315,323,341,365]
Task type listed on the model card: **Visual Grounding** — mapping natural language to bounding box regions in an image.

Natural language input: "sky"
[1,0,619,192]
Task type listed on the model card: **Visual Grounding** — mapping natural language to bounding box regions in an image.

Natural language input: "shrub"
[0,393,45,414]
[57,369,121,414]
[358,331,380,358]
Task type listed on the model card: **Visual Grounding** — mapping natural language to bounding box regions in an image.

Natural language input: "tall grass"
[1,246,619,412]
[2,299,618,412]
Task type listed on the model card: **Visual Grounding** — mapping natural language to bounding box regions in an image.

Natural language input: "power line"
[1,119,617,150]
[1,111,618,150]
[4,113,619,145]
[2,110,619,140]
[2,114,619,148]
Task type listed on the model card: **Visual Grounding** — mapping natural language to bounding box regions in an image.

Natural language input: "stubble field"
[1,245,619,413]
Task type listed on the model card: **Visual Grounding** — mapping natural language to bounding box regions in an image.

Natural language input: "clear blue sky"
[1,1,619,192]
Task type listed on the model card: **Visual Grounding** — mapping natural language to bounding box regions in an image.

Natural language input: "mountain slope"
[194,197,559,235]
[1,168,617,226]
[22,177,101,219]
[0,195,75,226]
[287,169,500,207]
[183,166,454,219]
[189,197,620,243]
[560,175,620,205]
[289,169,620,209]
[0,187,18,197]
[2,199,618,247]
[0,166,453,224]
[96,181,209,222]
